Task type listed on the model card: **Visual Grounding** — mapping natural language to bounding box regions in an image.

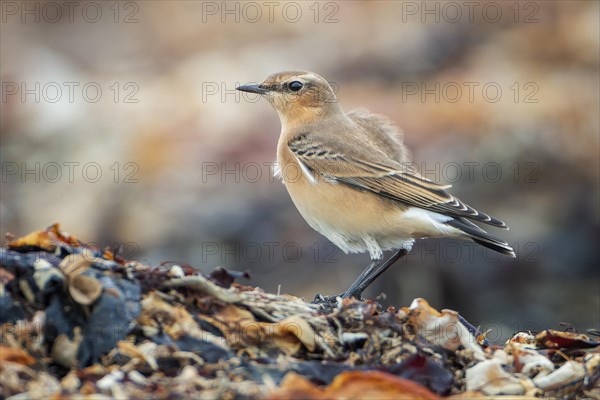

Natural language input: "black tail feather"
[471,237,515,257]
[446,218,515,257]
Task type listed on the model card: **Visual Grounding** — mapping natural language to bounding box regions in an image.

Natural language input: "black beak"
[236,84,268,94]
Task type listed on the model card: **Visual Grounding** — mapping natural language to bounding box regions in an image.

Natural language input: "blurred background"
[1,1,598,342]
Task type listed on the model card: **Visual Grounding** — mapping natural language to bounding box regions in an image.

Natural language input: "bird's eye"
[289,81,303,92]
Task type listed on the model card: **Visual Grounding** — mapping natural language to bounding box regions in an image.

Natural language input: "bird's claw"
[311,293,342,305]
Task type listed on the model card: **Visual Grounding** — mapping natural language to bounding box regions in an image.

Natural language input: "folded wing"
[288,131,508,229]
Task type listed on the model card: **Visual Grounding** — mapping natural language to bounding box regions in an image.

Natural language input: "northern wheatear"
[237,71,514,300]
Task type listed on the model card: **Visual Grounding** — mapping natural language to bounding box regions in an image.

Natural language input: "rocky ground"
[1,224,599,399]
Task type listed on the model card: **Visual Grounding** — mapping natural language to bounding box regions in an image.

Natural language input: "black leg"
[340,259,381,299]
[312,259,380,305]
[342,249,408,299]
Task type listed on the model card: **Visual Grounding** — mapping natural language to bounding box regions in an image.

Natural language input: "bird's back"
[346,109,411,165]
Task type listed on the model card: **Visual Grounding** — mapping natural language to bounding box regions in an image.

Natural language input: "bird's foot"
[311,293,343,306]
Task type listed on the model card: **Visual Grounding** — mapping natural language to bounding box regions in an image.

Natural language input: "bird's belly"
[286,179,384,233]
[283,177,418,254]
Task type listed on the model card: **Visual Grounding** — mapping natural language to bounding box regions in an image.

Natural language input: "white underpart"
[397,239,416,252]
[402,207,457,236]
[321,227,416,261]
[362,235,384,260]
[350,209,458,260]
[322,229,357,255]
[362,236,415,261]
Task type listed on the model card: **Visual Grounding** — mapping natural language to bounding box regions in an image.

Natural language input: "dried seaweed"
[1,225,598,399]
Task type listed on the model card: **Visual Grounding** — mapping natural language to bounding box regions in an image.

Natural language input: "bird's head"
[237,70,342,127]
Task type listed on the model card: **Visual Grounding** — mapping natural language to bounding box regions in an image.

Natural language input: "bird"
[236,70,515,300]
